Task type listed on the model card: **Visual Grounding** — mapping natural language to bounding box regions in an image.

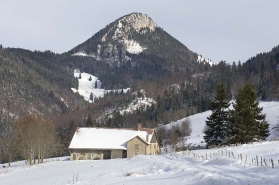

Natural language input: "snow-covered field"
[165,101,279,146]
[1,141,279,185]
[1,102,279,184]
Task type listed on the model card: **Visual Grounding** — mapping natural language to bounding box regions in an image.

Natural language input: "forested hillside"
[0,13,278,157]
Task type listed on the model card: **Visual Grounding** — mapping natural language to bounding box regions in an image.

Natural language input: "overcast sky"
[1,0,279,64]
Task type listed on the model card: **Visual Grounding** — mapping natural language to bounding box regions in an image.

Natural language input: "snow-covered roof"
[69,127,154,150]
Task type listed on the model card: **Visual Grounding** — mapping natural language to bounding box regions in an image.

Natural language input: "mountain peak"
[69,13,196,65]
[71,13,158,60]
[116,13,157,33]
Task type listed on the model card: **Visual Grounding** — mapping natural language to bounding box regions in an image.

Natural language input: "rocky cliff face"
[71,13,158,62]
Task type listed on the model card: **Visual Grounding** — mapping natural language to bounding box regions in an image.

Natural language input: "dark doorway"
[73,154,76,160]
[122,150,127,158]
[103,150,111,159]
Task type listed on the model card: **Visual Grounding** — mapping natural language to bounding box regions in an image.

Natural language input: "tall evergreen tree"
[85,115,93,127]
[204,83,230,147]
[227,83,269,144]
[90,92,94,101]
[95,80,98,88]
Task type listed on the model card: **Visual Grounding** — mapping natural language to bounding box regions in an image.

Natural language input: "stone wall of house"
[111,150,123,159]
[148,134,160,155]
[127,137,147,158]
[69,149,104,160]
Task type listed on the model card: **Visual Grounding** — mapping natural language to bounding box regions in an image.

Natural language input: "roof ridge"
[76,127,154,132]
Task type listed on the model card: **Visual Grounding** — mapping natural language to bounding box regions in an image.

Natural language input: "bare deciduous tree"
[272,116,279,140]
[180,118,192,137]
[0,126,16,166]
[14,116,60,165]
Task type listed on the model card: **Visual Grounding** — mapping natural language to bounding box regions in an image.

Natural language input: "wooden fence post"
[264,158,267,167]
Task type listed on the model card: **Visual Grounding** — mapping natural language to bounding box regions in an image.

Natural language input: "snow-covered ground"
[165,101,279,146]
[71,70,129,103]
[72,51,89,57]
[1,141,279,185]
[197,55,214,66]
[1,102,279,184]
[192,141,279,168]
[120,96,155,115]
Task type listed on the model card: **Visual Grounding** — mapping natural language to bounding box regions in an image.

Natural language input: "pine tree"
[90,92,94,101]
[204,83,230,147]
[95,80,98,88]
[86,115,93,127]
[227,83,269,144]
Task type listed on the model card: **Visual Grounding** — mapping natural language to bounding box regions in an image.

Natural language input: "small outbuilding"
[68,124,160,160]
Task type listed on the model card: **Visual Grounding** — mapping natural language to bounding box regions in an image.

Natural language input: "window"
[154,144,156,149]
[135,144,139,149]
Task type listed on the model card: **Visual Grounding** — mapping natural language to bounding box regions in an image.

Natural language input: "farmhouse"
[68,124,160,160]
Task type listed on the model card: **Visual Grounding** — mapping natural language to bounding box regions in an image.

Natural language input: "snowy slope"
[71,70,129,103]
[1,141,279,185]
[120,96,155,115]
[197,55,214,66]
[165,101,279,145]
[72,51,89,57]
[193,141,279,167]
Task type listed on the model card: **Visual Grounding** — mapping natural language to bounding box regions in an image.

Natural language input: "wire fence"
[166,148,277,169]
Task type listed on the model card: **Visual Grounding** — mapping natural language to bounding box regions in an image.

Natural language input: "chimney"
[146,135,149,142]
[137,123,142,130]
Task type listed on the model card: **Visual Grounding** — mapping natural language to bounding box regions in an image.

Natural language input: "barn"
[68,124,160,160]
